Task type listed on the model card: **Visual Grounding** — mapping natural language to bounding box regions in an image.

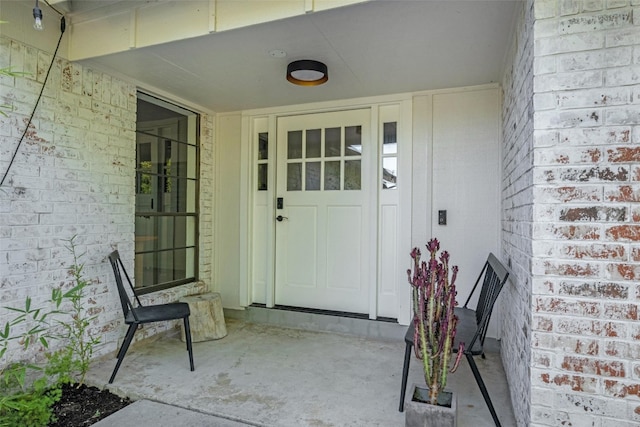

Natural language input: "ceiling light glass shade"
[287,60,328,86]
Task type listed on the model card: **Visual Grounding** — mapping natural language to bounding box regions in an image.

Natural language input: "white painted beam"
[67,0,367,61]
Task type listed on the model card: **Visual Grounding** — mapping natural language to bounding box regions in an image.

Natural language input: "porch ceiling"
[66,1,520,112]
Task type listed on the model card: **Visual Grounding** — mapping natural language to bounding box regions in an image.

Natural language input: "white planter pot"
[404,384,457,427]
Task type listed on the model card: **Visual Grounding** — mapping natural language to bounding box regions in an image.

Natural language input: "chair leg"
[466,353,501,427]
[109,324,137,384]
[184,316,195,371]
[399,341,413,412]
[114,326,134,360]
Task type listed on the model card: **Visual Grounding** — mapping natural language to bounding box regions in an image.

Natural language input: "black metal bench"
[398,253,510,427]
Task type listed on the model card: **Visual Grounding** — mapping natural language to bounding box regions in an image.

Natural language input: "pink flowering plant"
[407,238,464,404]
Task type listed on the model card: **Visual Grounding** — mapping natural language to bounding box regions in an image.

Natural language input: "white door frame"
[240,95,414,323]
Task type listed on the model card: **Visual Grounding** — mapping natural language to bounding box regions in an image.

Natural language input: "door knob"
[276,215,288,222]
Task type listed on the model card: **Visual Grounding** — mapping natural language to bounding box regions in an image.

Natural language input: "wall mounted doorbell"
[438,210,447,225]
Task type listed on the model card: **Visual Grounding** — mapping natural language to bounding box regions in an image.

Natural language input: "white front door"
[275,109,372,314]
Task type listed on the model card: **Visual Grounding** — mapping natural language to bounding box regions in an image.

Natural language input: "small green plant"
[407,238,464,405]
[55,236,101,385]
[0,235,101,425]
[0,293,60,359]
[0,293,65,426]
[0,362,62,427]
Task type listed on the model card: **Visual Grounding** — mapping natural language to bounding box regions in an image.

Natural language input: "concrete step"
[224,304,407,342]
[225,304,501,352]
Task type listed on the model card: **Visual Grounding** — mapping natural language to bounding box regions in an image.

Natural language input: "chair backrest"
[462,253,510,352]
[108,250,143,321]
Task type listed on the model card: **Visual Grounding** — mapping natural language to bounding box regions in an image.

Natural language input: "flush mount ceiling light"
[286,60,328,86]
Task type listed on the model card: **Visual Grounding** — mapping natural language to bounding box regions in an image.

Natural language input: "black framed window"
[134,92,199,294]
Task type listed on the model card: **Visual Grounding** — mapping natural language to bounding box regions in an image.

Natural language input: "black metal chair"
[107,250,195,384]
[399,253,509,427]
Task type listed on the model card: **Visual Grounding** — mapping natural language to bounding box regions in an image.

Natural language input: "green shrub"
[0,364,61,427]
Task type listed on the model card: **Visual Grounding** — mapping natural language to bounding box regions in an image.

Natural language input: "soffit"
[44,1,521,112]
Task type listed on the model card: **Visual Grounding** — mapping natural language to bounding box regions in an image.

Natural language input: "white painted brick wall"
[501,1,536,426]
[530,0,640,425]
[0,35,214,366]
[199,114,215,286]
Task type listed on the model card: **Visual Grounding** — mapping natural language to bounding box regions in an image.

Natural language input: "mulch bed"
[49,383,132,426]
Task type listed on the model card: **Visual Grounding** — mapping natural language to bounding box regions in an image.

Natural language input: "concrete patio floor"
[87,309,516,426]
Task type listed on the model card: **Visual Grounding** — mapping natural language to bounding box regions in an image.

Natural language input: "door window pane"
[288,163,302,191]
[258,164,268,191]
[325,127,341,157]
[383,157,397,189]
[345,126,362,156]
[258,132,268,160]
[344,160,361,190]
[383,122,397,154]
[324,161,341,190]
[306,129,321,158]
[382,121,398,190]
[306,162,321,191]
[288,131,303,159]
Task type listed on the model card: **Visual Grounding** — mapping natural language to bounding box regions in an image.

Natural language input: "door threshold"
[241,304,404,341]
[249,303,397,323]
